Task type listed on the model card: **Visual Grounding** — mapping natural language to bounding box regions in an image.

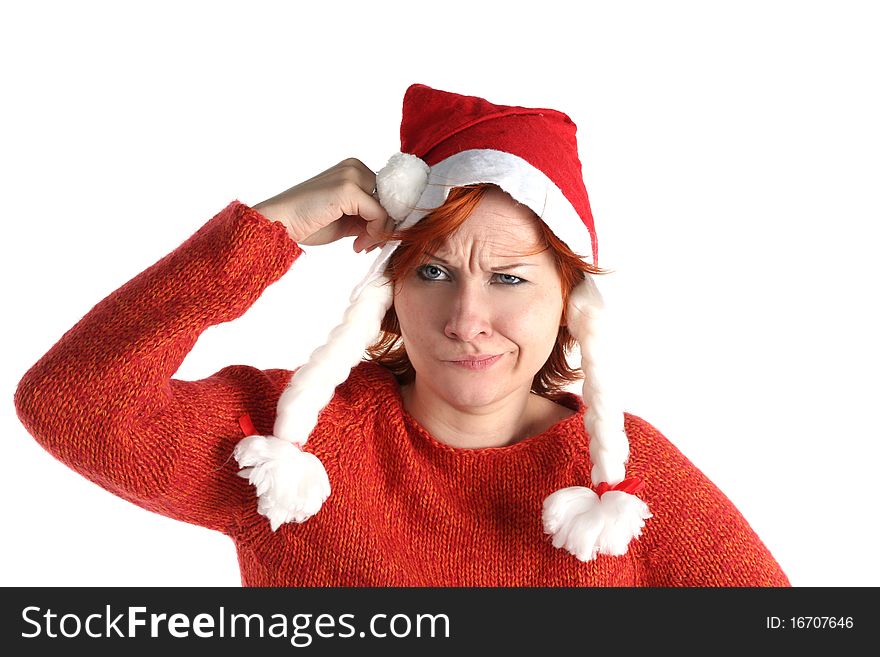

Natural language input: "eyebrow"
[425,253,538,270]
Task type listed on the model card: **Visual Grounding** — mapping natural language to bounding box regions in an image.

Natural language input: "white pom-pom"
[542,486,652,561]
[594,491,652,555]
[542,486,604,561]
[375,152,429,222]
[233,434,331,531]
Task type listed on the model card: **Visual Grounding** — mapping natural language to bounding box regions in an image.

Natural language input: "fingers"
[343,187,387,224]
[369,214,396,245]
[351,215,395,253]
[336,157,379,198]
[299,157,395,252]
[335,156,390,232]
[335,159,394,254]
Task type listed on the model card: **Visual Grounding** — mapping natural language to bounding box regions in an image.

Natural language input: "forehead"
[436,188,543,256]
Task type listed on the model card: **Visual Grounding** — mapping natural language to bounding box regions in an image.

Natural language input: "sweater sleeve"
[624,413,792,587]
[13,200,303,534]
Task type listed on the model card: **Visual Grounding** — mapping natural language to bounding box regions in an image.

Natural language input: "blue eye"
[417,264,448,281]
[416,265,527,285]
[494,273,525,286]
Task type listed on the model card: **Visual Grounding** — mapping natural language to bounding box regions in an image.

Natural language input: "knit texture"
[14,201,791,587]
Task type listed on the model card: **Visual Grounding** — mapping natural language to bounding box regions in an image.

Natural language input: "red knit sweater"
[14,201,790,587]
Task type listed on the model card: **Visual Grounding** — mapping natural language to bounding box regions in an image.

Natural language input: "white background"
[3,0,878,587]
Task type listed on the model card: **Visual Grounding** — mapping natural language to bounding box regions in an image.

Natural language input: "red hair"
[365,184,611,400]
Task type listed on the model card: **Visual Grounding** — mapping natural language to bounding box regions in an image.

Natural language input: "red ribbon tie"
[239,413,258,437]
[596,477,646,497]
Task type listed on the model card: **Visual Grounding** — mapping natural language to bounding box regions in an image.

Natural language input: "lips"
[446,354,504,370]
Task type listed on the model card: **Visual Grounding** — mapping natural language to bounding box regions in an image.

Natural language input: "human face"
[393,188,565,411]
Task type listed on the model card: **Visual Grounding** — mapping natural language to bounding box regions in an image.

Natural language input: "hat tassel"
[233,276,394,531]
[542,276,651,561]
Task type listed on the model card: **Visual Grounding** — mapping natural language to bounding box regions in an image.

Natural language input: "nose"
[443,283,493,342]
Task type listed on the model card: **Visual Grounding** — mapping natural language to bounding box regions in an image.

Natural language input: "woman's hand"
[252,158,393,252]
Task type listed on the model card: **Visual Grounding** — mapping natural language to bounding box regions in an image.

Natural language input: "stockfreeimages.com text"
[21,605,450,646]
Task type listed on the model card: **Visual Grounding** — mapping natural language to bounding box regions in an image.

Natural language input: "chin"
[435,371,510,409]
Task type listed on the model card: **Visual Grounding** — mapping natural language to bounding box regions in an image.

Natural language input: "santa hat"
[234,83,651,562]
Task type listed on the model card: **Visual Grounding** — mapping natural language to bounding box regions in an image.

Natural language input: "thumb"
[353,215,396,253]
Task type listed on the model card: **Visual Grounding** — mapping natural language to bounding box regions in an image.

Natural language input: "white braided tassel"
[542,275,651,561]
[233,275,395,530]
[234,151,427,532]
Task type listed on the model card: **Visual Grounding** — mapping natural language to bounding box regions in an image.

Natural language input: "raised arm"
[14,159,392,535]
[13,200,302,533]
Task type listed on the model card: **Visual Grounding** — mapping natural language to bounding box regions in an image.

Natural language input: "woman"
[13,83,790,586]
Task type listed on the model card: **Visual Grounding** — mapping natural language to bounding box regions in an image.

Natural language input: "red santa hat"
[234,83,651,562]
